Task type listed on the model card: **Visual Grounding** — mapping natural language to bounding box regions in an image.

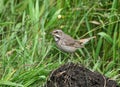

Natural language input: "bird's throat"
[54,36,60,42]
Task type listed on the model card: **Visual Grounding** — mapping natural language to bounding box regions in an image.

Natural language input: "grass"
[0,0,120,86]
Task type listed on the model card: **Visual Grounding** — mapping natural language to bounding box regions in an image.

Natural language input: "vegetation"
[0,0,120,86]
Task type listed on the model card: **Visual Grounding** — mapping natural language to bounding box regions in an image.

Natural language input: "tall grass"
[0,0,120,86]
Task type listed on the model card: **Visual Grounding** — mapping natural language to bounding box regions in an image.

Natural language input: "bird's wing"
[62,34,75,45]
[62,34,82,48]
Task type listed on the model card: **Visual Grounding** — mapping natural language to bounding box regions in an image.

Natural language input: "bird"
[51,29,96,53]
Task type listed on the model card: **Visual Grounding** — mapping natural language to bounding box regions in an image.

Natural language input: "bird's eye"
[54,31,58,33]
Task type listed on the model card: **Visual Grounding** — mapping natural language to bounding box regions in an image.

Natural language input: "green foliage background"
[0,0,120,86]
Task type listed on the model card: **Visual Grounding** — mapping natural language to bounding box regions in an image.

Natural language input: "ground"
[45,63,119,87]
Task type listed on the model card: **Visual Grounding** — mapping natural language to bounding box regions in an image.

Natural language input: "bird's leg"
[71,53,74,61]
[68,53,74,62]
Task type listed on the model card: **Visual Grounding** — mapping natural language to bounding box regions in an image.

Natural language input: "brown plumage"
[52,29,96,53]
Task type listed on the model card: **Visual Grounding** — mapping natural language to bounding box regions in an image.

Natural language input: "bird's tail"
[77,36,96,45]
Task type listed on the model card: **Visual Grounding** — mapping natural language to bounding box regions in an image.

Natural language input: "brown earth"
[44,62,119,87]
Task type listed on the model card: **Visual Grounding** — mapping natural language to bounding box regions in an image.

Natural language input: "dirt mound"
[44,63,119,87]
